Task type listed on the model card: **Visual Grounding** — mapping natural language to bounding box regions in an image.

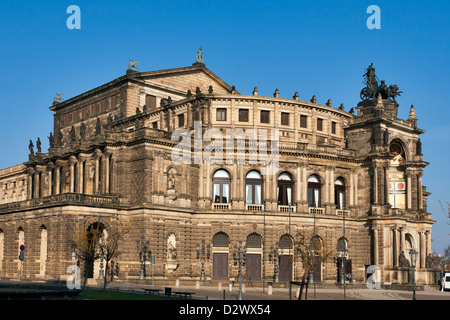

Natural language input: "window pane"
[246,185,252,204]
[317,118,323,131]
[281,112,289,126]
[222,184,229,203]
[314,188,320,207]
[287,187,292,205]
[239,109,249,122]
[300,115,307,128]
[254,185,261,204]
[261,110,270,123]
[217,108,227,121]
[213,184,221,203]
[246,170,261,179]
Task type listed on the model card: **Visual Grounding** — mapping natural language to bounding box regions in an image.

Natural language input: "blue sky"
[0,0,449,253]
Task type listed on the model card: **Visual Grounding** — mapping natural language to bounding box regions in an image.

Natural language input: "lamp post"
[233,241,247,300]
[409,248,418,300]
[137,239,151,280]
[196,240,210,281]
[269,242,280,283]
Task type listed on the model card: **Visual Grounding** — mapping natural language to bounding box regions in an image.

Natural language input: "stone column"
[373,227,379,266]
[27,168,35,199]
[34,168,40,198]
[406,170,412,210]
[93,149,102,194]
[69,155,77,193]
[55,162,62,195]
[392,227,398,267]
[420,231,426,269]
[418,172,423,210]
[104,153,110,194]
[373,166,378,204]
[399,227,405,255]
[47,163,54,196]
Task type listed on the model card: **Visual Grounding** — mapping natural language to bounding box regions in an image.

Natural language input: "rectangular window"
[331,121,337,134]
[216,108,227,121]
[260,110,270,124]
[178,114,185,127]
[281,112,289,126]
[317,118,323,131]
[239,109,249,122]
[152,121,158,129]
[300,115,308,128]
[145,94,157,109]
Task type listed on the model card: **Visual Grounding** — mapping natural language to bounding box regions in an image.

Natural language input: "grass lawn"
[80,289,179,300]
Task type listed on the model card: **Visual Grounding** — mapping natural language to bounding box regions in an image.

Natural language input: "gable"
[138,65,233,95]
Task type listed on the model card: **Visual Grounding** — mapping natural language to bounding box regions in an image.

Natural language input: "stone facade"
[0,60,435,286]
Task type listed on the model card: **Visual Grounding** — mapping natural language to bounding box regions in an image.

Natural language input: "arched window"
[277,172,293,206]
[246,233,262,248]
[212,169,231,203]
[389,140,406,209]
[307,175,321,207]
[245,170,262,205]
[213,232,229,247]
[334,178,345,209]
[279,234,293,250]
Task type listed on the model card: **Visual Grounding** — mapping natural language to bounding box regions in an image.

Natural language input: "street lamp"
[137,239,151,280]
[409,248,418,300]
[233,241,247,300]
[196,240,210,281]
[268,242,280,283]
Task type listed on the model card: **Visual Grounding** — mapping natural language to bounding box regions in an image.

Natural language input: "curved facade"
[0,61,435,286]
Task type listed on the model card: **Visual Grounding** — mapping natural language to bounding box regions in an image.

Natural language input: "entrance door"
[279,255,292,282]
[246,254,261,281]
[213,253,228,280]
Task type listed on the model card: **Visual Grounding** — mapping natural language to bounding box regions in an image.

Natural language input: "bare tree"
[294,230,334,300]
[70,222,102,289]
[98,217,132,289]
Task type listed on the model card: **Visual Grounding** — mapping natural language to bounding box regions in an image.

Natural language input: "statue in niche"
[56,130,62,146]
[70,126,76,141]
[416,139,422,155]
[383,129,389,145]
[80,122,86,140]
[166,234,178,273]
[95,118,101,135]
[168,171,175,189]
[399,251,410,268]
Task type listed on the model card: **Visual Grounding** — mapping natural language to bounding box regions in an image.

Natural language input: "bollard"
[176,279,180,287]
[196,281,200,289]
[229,283,233,292]
[268,285,273,295]
[218,282,222,291]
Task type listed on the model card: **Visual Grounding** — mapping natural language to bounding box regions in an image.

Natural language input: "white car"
[442,273,450,291]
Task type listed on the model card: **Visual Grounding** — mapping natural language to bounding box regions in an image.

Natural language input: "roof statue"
[195,47,204,64]
[128,59,139,71]
[54,93,64,102]
[360,63,402,101]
